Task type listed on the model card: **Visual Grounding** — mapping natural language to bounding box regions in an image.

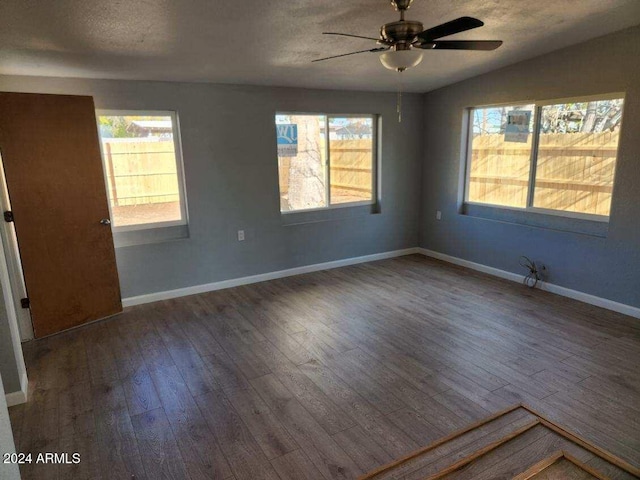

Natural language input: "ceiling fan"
[313,0,503,72]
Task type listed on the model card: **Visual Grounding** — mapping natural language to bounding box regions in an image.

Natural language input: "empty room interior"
[1,0,639,479]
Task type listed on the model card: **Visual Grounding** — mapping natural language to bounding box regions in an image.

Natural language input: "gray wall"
[419,26,640,308]
[0,77,423,298]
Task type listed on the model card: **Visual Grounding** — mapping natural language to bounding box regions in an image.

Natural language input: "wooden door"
[0,92,122,338]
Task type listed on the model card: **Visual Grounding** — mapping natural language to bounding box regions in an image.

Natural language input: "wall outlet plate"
[237,230,245,241]
[436,211,442,220]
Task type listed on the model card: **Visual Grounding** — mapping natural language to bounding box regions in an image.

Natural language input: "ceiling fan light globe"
[379,49,424,71]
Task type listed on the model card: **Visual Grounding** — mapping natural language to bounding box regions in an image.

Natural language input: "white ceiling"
[1,0,639,93]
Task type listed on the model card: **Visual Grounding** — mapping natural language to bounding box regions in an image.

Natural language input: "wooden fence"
[103,134,617,216]
[469,132,619,215]
[102,140,179,207]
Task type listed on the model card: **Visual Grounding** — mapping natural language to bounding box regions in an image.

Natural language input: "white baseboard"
[123,248,421,307]
[417,248,640,319]
[5,371,28,407]
[122,245,639,319]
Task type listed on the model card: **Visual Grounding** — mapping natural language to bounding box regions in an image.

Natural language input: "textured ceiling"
[1,0,639,92]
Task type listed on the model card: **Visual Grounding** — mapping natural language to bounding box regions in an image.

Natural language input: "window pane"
[533,99,624,216]
[98,114,184,228]
[276,114,327,212]
[468,105,535,208]
[329,117,374,205]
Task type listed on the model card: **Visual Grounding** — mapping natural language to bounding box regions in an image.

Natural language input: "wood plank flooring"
[8,254,640,479]
[364,405,640,479]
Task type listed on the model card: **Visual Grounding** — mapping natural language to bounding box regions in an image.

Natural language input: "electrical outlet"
[436,210,442,220]
[237,230,245,241]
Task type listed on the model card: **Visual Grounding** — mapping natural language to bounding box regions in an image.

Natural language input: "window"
[97,111,188,230]
[465,95,624,218]
[467,104,535,209]
[275,113,376,213]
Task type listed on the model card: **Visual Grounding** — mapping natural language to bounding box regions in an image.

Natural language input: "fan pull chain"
[397,70,404,123]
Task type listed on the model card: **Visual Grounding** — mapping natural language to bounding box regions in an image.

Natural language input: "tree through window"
[276,114,376,213]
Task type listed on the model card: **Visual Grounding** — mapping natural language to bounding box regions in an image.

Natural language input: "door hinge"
[20,297,30,309]
[3,211,14,223]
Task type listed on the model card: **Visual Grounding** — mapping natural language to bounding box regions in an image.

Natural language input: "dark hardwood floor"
[8,254,640,479]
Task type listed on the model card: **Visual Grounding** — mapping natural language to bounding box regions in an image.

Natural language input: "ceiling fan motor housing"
[380,20,424,48]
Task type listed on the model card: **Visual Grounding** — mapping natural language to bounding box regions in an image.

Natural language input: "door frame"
[0,151,34,341]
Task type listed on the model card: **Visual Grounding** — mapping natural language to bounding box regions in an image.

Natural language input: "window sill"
[462,203,609,237]
[113,224,190,247]
[282,203,380,226]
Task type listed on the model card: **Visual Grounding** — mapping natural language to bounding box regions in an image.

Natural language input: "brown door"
[0,92,122,338]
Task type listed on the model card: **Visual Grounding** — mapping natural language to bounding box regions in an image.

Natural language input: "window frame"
[96,109,189,232]
[275,112,379,215]
[463,93,625,223]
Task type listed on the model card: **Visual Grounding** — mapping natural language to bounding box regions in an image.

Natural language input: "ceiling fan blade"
[418,16,484,42]
[312,47,388,63]
[418,40,503,50]
[323,32,381,42]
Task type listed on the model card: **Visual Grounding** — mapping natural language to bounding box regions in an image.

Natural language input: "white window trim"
[276,112,378,214]
[95,109,189,233]
[462,93,625,222]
